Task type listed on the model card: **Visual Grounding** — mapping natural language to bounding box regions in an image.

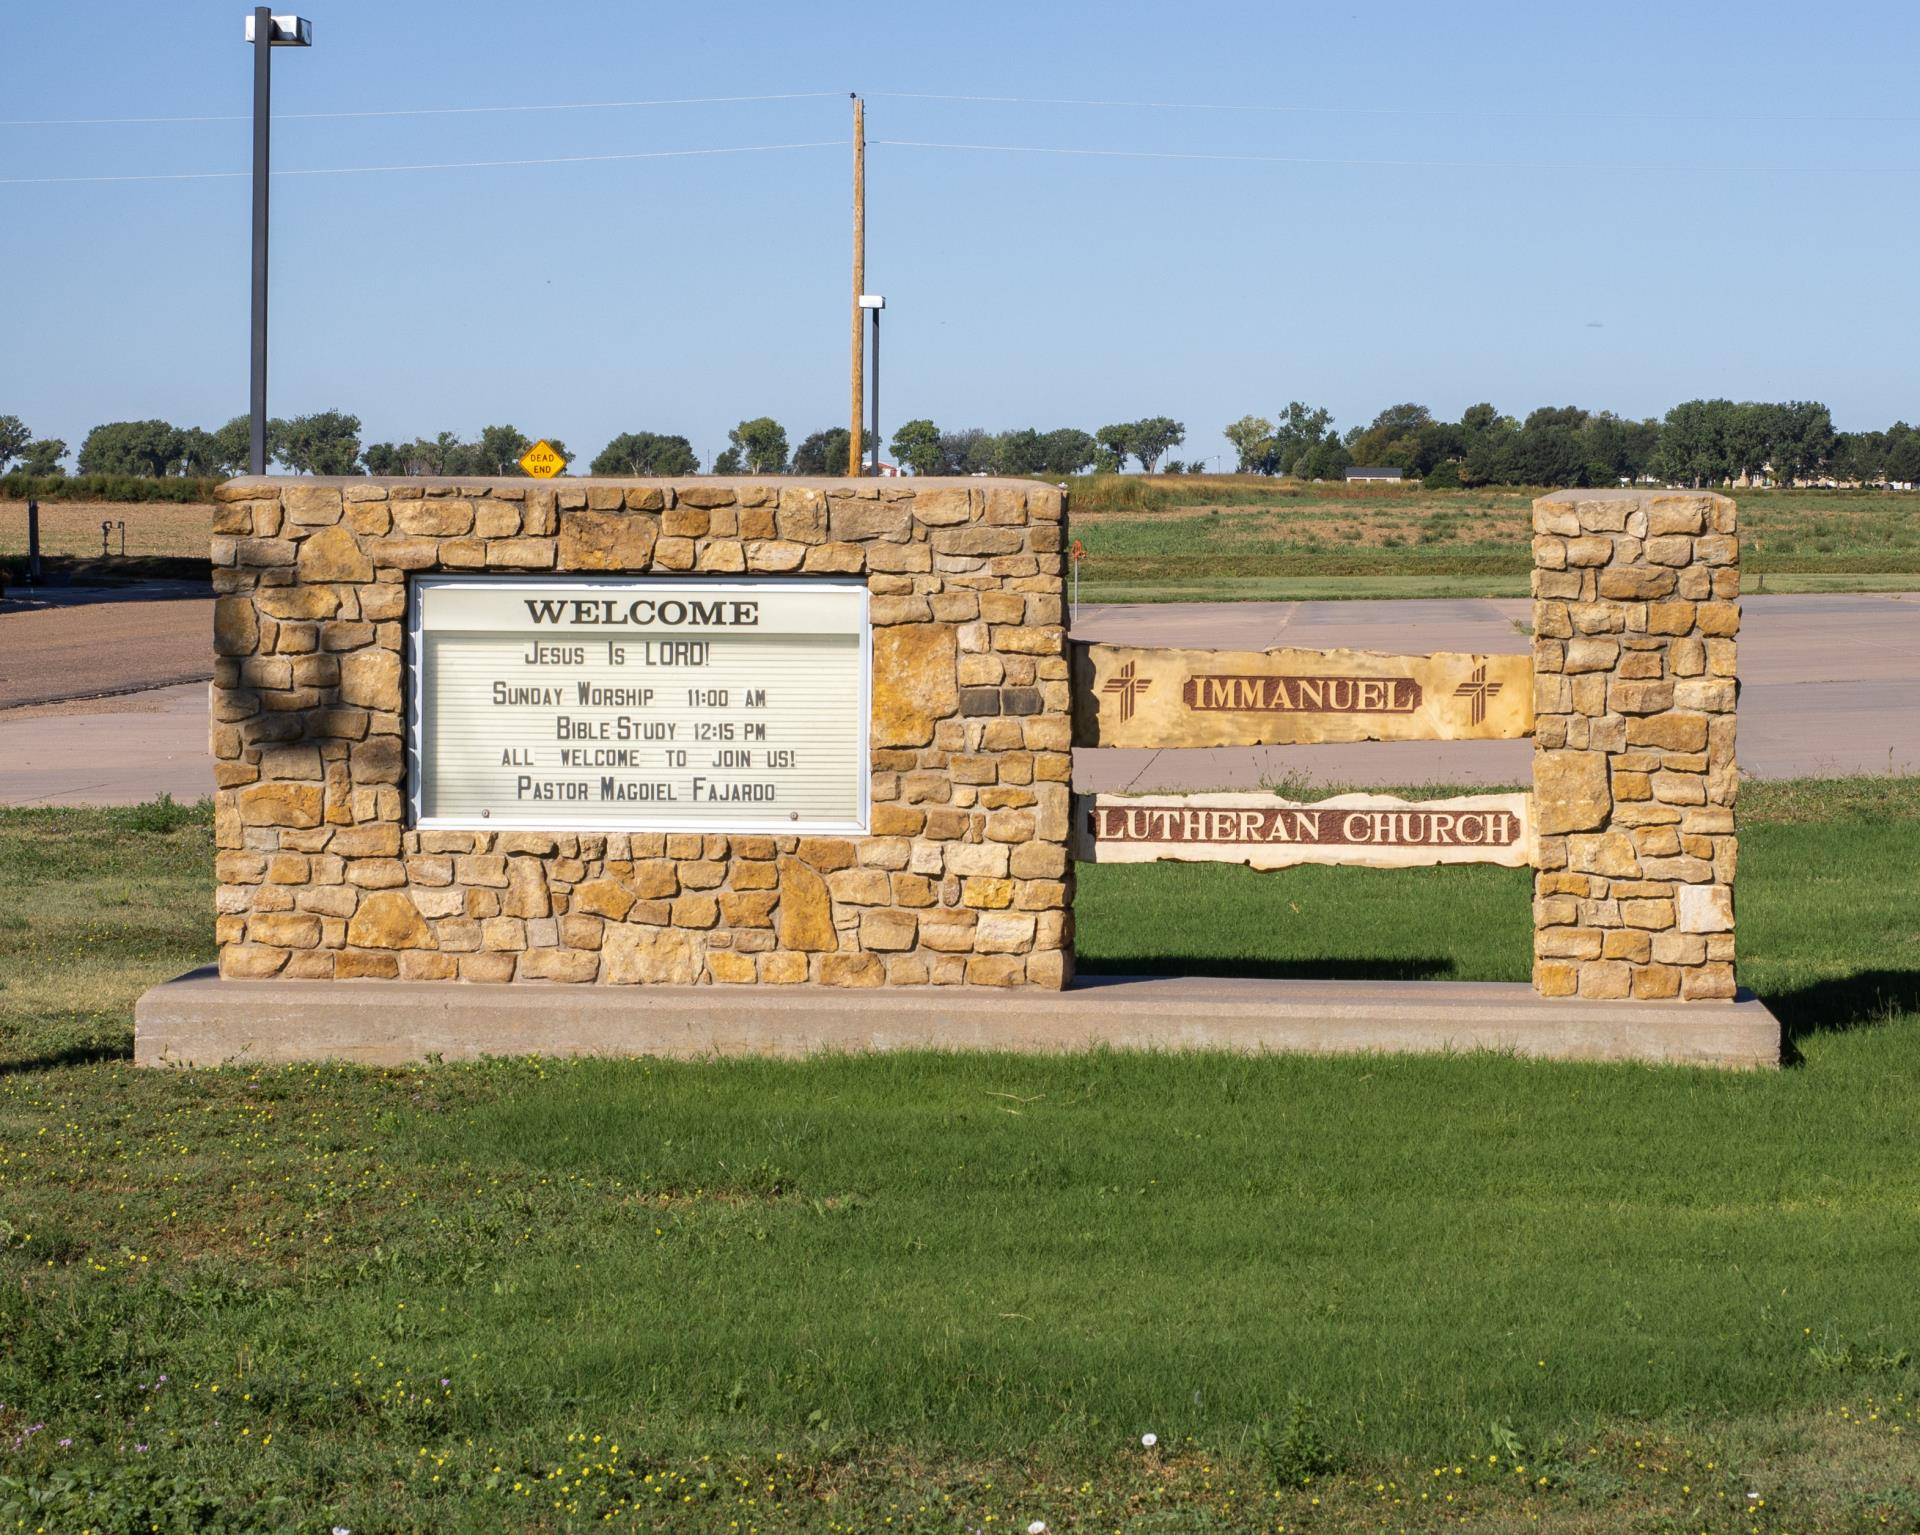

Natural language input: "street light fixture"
[859,294,885,475]
[244,9,312,477]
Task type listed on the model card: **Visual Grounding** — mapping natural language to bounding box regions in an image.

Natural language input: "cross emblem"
[1101,660,1151,723]
[1453,663,1503,726]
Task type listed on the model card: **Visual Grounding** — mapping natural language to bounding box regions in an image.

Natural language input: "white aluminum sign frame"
[406,575,871,835]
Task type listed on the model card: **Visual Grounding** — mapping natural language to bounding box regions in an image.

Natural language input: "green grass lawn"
[1064,477,1920,602]
[1,784,1918,1532]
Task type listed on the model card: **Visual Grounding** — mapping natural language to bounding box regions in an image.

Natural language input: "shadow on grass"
[1075,954,1462,982]
[1766,968,1920,1065]
[0,1040,133,1075]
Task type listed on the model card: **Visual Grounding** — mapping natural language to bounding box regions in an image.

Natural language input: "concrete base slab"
[136,968,1781,1070]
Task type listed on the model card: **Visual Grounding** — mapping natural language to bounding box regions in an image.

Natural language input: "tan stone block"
[1695,602,1739,636]
[961,876,1014,909]
[500,857,551,918]
[1641,534,1693,567]
[775,856,836,950]
[483,538,554,569]
[719,889,779,928]
[343,857,406,889]
[1676,884,1734,933]
[238,781,323,828]
[792,838,854,872]
[458,952,517,983]
[1627,714,1708,752]
[808,952,879,988]
[570,878,634,920]
[870,623,958,747]
[1633,826,1681,858]
[474,503,521,539]
[1597,566,1676,600]
[1572,960,1630,999]
[346,890,432,949]
[1652,772,1706,806]
[1640,854,1715,883]
[518,948,599,983]
[853,909,914,951]
[391,499,472,537]
[827,868,890,905]
[556,508,658,570]
[220,945,288,978]
[913,910,974,952]
[599,924,697,983]
[1532,959,1578,997]
[1601,927,1651,963]
[1533,749,1609,835]
[234,535,296,568]
[1674,678,1736,713]
[1682,963,1737,1000]
[755,950,805,983]
[969,911,1035,954]
[335,647,400,711]
[797,541,859,573]
[960,954,1022,986]
[694,950,752,984]
[1651,931,1706,966]
[481,916,526,951]
[247,911,320,947]
[943,841,1010,878]
[1609,680,1674,714]
[294,524,372,583]
[666,893,715,928]
[1567,833,1639,878]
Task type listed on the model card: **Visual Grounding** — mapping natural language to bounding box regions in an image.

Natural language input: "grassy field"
[7,481,1919,604]
[0,499,215,586]
[1066,476,1920,602]
[1,784,1918,1532]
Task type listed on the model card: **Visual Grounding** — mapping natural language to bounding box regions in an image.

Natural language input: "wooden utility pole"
[848,94,865,477]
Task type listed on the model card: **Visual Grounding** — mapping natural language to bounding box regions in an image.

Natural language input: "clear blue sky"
[4,0,1915,470]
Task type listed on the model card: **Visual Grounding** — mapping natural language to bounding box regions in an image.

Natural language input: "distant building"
[1344,466,1404,482]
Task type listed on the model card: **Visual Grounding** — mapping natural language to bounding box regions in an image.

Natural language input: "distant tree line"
[8,400,1917,488]
[1224,399,1920,488]
[883,416,1188,477]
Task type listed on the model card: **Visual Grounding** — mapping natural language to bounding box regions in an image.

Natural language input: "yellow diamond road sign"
[519,439,567,479]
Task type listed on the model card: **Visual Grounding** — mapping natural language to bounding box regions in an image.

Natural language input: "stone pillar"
[1530,490,1738,1001]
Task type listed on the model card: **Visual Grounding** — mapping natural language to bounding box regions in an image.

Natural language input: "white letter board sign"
[407,576,870,833]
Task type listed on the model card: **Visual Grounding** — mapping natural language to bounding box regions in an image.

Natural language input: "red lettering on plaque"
[1181,674,1423,714]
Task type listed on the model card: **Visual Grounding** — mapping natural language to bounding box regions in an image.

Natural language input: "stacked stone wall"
[209,476,1071,988]
[1530,489,1738,1001]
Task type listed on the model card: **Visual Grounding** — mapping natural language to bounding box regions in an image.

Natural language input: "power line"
[871,89,1920,127]
[0,90,844,129]
[870,138,1911,176]
[0,140,844,187]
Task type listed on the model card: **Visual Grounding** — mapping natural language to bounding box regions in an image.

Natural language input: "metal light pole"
[245,10,312,477]
[859,294,884,473]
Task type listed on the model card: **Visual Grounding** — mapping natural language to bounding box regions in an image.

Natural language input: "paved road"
[0,592,1912,805]
[0,584,214,708]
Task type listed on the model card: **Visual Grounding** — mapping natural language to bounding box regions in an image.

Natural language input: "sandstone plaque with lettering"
[1073,644,1533,749]
[1073,791,1536,870]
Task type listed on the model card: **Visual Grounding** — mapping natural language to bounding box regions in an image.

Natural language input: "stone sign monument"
[196,476,1071,992]
[139,481,1776,1069]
